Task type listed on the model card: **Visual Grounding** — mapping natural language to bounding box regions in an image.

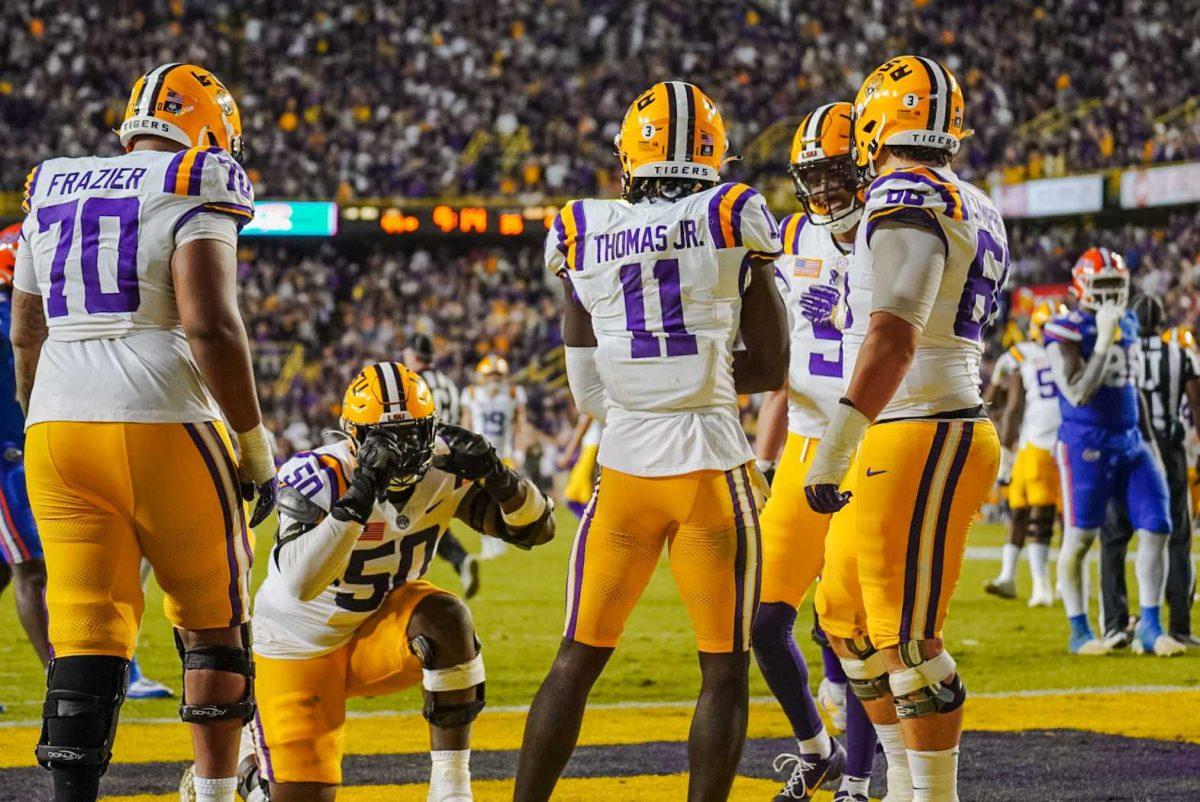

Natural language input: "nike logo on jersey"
[866,467,887,477]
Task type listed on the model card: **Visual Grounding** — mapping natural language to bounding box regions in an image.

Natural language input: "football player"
[1043,250,1183,656]
[559,413,602,519]
[987,303,1061,606]
[12,64,275,802]
[752,102,878,802]
[223,363,554,802]
[514,82,787,802]
[804,57,1007,802]
[460,355,527,559]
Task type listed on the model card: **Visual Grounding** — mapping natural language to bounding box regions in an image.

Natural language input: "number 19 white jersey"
[546,182,782,476]
[14,147,254,426]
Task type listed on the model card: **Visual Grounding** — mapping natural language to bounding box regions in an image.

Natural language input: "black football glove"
[332,430,403,524]
[434,423,519,501]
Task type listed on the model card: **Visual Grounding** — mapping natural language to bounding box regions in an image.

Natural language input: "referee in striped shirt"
[405,334,480,598]
[1102,294,1199,647]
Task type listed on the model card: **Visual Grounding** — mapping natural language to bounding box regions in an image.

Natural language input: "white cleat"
[817,677,848,735]
[1027,589,1054,608]
[1133,633,1187,657]
[1071,638,1111,656]
[984,577,1017,600]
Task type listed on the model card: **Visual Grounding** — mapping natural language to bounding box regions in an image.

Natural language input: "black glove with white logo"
[434,423,520,502]
[332,430,403,524]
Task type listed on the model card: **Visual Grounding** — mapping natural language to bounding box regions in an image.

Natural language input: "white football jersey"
[1008,341,1061,451]
[845,166,1009,419]
[253,438,472,658]
[462,383,526,459]
[776,213,853,439]
[546,182,782,476]
[14,148,254,425]
[991,348,1018,385]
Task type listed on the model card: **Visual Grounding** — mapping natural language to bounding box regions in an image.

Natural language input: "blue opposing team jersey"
[0,297,26,447]
[1043,309,1141,448]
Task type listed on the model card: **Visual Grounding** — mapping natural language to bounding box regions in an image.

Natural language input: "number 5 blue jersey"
[15,148,254,426]
[1043,308,1141,436]
[545,183,781,476]
[843,166,1010,419]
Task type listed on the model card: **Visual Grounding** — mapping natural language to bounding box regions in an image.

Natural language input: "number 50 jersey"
[15,148,254,426]
[546,183,782,476]
[844,166,1010,419]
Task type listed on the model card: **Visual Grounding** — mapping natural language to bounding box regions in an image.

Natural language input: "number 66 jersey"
[547,182,782,476]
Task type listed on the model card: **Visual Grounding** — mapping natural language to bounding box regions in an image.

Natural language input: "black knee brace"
[894,674,967,719]
[1027,511,1055,544]
[36,656,129,775]
[174,624,256,724]
[891,642,967,719]
[411,634,486,728]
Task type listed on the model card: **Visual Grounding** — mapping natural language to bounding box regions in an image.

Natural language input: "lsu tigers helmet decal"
[1070,247,1129,311]
[616,81,728,195]
[852,55,970,181]
[788,102,865,233]
[339,362,438,487]
[119,63,244,161]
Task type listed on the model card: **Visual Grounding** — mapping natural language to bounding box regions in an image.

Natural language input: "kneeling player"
[204,364,554,801]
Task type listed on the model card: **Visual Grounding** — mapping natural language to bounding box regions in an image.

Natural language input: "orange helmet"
[788,102,864,233]
[615,82,728,199]
[119,63,244,160]
[0,223,20,289]
[852,55,970,181]
[1070,247,1129,310]
[339,362,438,486]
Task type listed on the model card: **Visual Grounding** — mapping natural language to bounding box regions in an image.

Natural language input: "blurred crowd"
[2,0,1198,199]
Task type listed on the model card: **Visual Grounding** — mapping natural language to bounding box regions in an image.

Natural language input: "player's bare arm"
[1000,370,1026,450]
[733,258,789,394]
[173,237,277,524]
[10,288,46,414]
[755,388,788,467]
[1045,303,1123,407]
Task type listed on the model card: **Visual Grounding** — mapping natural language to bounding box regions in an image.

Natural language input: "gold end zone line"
[1,688,1197,769]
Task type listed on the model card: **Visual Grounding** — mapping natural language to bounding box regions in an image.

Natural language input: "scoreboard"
[346,203,560,239]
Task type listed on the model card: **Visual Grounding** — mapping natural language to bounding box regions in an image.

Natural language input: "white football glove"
[236,423,278,527]
[1095,301,1124,348]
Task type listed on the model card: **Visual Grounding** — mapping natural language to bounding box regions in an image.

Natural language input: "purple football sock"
[843,688,878,778]
[821,643,847,683]
[566,499,587,519]
[752,601,824,739]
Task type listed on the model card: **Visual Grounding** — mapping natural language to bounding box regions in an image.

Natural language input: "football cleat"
[1027,588,1054,607]
[1133,619,1186,657]
[460,554,481,599]
[772,740,847,801]
[1102,629,1132,650]
[817,677,848,735]
[984,577,1017,600]
[1170,632,1200,648]
[179,764,196,802]
[127,657,174,700]
[1069,635,1110,655]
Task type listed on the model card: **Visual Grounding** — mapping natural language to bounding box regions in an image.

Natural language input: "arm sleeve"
[709,184,782,255]
[272,484,363,602]
[868,223,947,330]
[565,346,608,422]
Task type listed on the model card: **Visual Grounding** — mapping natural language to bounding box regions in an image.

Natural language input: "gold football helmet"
[788,102,865,233]
[340,363,438,487]
[119,63,244,160]
[852,55,970,181]
[615,81,728,198]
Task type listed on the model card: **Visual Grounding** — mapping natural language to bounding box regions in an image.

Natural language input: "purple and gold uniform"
[15,146,255,658]
[548,178,780,653]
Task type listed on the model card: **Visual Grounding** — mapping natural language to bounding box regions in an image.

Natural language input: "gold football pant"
[564,464,762,653]
[1009,443,1060,509]
[758,434,830,607]
[25,421,253,658]
[816,418,1000,649]
[251,581,446,786]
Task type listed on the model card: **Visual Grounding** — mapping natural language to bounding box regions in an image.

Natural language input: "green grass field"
[1,509,1195,726]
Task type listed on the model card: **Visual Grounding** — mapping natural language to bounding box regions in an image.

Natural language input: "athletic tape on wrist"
[501,480,547,527]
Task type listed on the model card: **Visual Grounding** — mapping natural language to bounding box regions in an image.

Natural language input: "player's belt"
[876,405,985,425]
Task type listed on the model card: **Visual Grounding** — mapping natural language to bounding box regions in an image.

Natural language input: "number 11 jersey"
[14,147,254,426]
[546,182,781,476]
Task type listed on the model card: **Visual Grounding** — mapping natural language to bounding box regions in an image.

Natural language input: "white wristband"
[501,480,549,527]
[807,401,870,488]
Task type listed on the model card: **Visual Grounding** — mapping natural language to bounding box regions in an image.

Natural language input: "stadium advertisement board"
[990,174,1104,218]
[1119,161,1200,208]
[241,201,339,237]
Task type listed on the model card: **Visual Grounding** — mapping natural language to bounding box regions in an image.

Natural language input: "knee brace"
[890,644,966,719]
[810,615,830,649]
[411,634,486,728]
[36,656,130,774]
[174,624,256,724]
[839,638,890,701]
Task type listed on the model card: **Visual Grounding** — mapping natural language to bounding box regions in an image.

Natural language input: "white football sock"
[1057,527,1097,618]
[874,722,913,802]
[429,749,471,801]
[193,775,238,802]
[1027,542,1051,595]
[1134,531,1169,608]
[997,543,1020,583]
[908,747,959,802]
[798,728,833,758]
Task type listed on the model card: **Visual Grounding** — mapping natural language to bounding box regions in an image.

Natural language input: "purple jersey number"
[954,229,1009,342]
[808,272,854,378]
[619,258,699,359]
[38,197,142,318]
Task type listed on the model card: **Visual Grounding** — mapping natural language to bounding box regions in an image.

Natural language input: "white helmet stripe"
[137,62,183,117]
[917,57,949,133]
[379,363,402,409]
[806,103,836,158]
[667,81,691,162]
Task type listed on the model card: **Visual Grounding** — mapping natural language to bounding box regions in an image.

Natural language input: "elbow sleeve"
[566,346,608,422]
[869,225,947,330]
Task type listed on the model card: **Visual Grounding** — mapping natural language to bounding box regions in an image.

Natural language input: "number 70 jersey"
[546,183,782,476]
